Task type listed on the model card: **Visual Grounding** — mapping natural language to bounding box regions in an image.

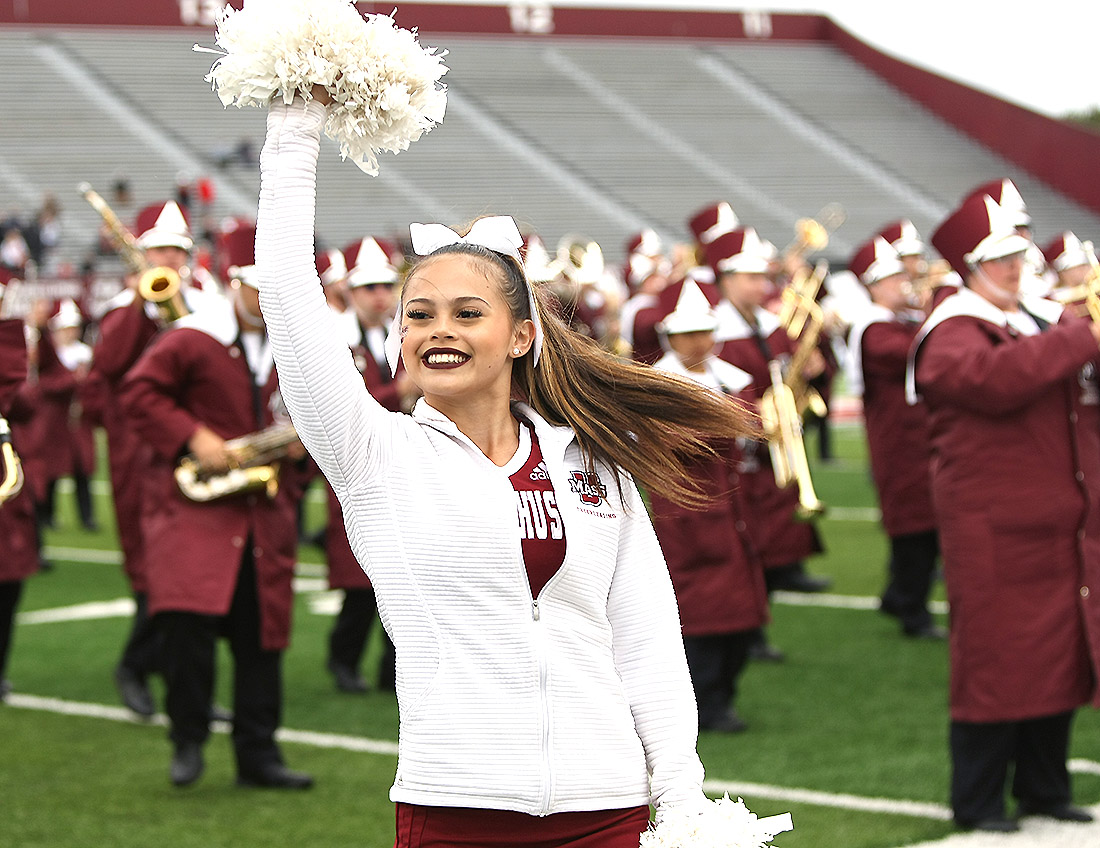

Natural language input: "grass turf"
[2,423,1097,847]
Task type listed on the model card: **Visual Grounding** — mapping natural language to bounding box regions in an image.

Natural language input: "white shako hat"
[875,219,925,257]
[1041,231,1094,272]
[931,192,1032,277]
[706,227,774,276]
[658,279,720,335]
[963,178,1031,228]
[688,201,740,246]
[134,200,193,251]
[848,236,906,286]
[344,237,400,288]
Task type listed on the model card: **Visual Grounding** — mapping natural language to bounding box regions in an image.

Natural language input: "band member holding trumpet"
[911,191,1100,832]
[843,236,942,640]
[85,197,225,718]
[120,220,312,791]
[0,312,34,700]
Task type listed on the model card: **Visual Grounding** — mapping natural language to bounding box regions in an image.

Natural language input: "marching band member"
[0,313,34,700]
[256,92,760,845]
[323,235,409,693]
[844,237,942,640]
[708,227,830,597]
[875,219,959,309]
[618,228,673,363]
[911,190,1100,832]
[1042,231,1095,295]
[650,280,768,733]
[88,199,220,718]
[120,221,311,790]
[39,299,97,531]
[686,201,740,285]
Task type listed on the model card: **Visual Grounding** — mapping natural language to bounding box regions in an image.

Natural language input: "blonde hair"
[404,242,758,508]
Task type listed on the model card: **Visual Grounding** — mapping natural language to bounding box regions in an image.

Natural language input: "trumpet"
[777,262,829,419]
[782,203,846,264]
[904,259,953,305]
[79,182,189,324]
[0,416,24,506]
[1050,244,1100,316]
[175,422,299,503]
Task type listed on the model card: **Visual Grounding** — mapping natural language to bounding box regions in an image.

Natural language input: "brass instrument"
[556,236,605,287]
[777,262,829,419]
[760,358,826,520]
[782,203,847,263]
[175,422,298,503]
[0,416,24,505]
[758,265,828,520]
[904,259,953,304]
[79,182,189,323]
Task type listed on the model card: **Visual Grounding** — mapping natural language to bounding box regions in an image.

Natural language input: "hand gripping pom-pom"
[198,0,447,175]
[639,796,793,848]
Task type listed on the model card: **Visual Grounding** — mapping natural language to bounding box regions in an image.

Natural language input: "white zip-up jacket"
[256,99,706,817]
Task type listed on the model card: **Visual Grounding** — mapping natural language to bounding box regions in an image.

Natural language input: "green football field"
[3,423,1098,848]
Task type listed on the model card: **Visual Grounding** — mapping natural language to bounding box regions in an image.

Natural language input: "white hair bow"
[384,216,544,376]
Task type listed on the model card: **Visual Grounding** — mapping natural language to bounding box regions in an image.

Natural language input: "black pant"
[157,553,283,773]
[328,587,377,672]
[881,530,939,633]
[950,711,1074,824]
[682,630,755,727]
[118,591,162,681]
[0,580,24,682]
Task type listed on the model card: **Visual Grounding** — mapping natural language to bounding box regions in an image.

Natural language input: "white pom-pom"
[640,796,793,848]
[199,0,447,175]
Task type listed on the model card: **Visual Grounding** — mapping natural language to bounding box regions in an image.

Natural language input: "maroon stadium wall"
[4,1,1098,214]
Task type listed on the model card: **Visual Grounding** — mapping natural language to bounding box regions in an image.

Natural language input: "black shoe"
[1019,802,1094,822]
[748,641,786,663]
[904,623,947,640]
[114,667,155,717]
[956,816,1019,833]
[328,661,369,694]
[237,763,314,790]
[701,711,747,733]
[170,742,204,787]
[772,573,832,593]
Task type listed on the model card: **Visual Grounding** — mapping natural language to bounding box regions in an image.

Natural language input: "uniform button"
[229,347,241,358]
[1082,586,1091,599]
[253,546,263,558]
[232,536,244,548]
[1070,411,1079,424]
[1076,471,1085,482]
[735,521,747,532]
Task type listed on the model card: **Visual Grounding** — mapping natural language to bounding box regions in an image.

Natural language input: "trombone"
[0,416,24,506]
[79,183,189,323]
[781,203,846,264]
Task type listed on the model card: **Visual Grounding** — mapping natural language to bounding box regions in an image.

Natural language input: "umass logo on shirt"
[569,470,607,507]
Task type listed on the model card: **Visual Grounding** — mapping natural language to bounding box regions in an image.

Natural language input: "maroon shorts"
[394,803,651,848]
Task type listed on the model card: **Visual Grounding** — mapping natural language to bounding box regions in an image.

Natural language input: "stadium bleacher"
[3,20,1099,273]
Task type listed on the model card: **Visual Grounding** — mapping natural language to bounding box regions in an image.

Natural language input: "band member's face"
[868,272,910,312]
[974,252,1024,303]
[719,271,769,310]
[400,255,533,404]
[1059,264,1090,290]
[667,330,715,371]
[348,282,397,325]
[143,246,189,272]
[234,282,265,324]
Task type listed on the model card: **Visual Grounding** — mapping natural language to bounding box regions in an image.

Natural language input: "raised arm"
[255,98,393,498]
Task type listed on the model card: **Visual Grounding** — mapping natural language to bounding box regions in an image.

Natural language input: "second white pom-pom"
[200,0,447,175]
[640,795,793,848]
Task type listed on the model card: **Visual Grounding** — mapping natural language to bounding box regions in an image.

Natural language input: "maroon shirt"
[510,423,566,598]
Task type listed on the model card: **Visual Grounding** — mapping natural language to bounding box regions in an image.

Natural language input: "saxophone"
[174,422,299,503]
[0,416,24,505]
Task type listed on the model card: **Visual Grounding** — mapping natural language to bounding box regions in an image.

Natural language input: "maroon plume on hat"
[688,202,739,246]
